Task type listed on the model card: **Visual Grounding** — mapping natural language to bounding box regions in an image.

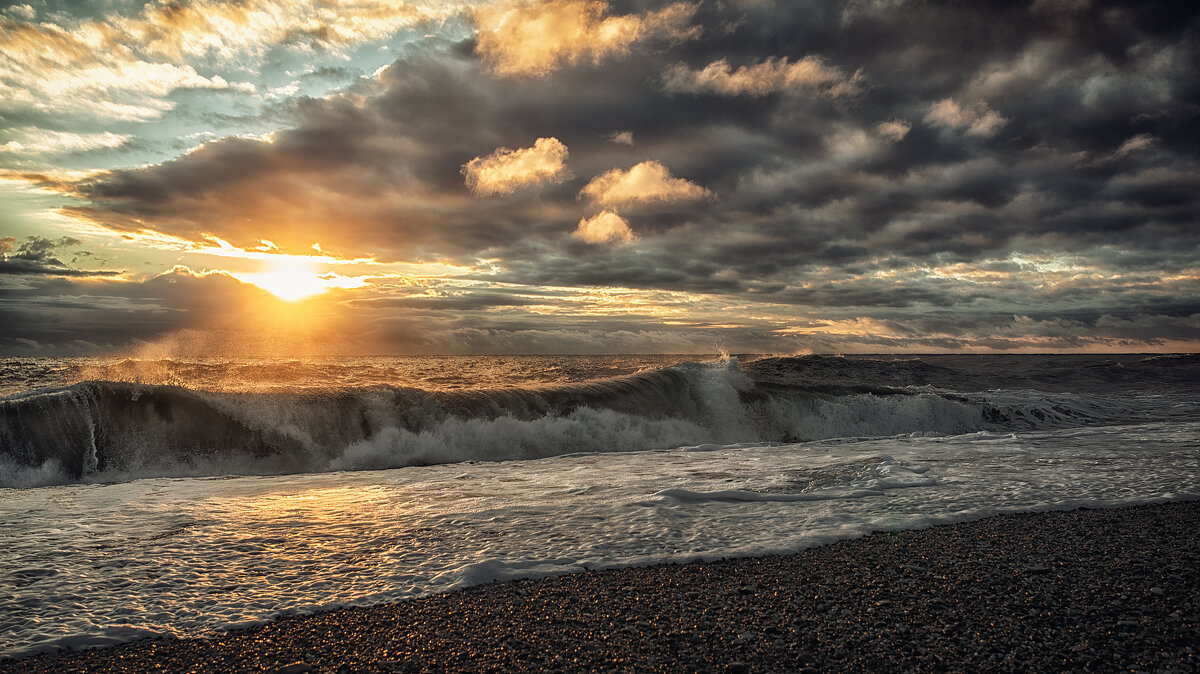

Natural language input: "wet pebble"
[4,501,1197,673]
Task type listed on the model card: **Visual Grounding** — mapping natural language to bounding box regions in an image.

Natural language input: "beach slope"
[5,500,1197,673]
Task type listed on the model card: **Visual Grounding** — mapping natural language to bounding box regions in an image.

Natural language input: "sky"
[1,0,1198,356]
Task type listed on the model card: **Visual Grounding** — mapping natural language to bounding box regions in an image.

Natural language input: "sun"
[237,256,364,302]
[246,257,327,301]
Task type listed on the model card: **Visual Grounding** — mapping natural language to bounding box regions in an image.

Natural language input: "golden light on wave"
[235,255,368,301]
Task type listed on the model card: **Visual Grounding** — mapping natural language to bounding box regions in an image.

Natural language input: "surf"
[2,356,1183,487]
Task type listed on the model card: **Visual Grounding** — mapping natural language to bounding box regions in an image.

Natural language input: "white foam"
[2,414,1197,658]
[330,407,708,471]
[0,456,71,489]
[7,356,1191,489]
[653,488,882,502]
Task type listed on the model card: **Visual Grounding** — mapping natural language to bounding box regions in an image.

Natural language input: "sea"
[1,353,1198,658]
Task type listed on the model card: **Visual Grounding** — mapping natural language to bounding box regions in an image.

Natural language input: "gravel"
[4,500,1197,673]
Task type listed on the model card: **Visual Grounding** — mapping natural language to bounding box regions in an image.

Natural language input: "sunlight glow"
[236,256,368,301]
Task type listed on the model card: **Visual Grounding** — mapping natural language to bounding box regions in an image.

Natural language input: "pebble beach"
[4,499,1196,673]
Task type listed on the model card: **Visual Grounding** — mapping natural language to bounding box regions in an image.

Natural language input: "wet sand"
[5,500,1197,673]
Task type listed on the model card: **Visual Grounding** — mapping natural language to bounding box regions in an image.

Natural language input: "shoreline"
[5,500,1197,673]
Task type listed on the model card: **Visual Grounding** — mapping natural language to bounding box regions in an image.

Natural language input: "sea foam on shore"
[5,500,1197,673]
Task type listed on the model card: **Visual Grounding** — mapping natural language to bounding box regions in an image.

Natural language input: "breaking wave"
[0,356,1188,487]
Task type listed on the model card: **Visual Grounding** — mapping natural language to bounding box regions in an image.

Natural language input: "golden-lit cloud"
[190,236,476,279]
[663,56,864,97]
[474,0,698,77]
[0,1,456,121]
[462,137,571,195]
[924,98,1008,137]
[125,0,454,61]
[581,161,711,207]
[574,210,635,244]
[4,5,34,20]
[0,17,252,121]
[152,250,376,303]
[1,1,454,64]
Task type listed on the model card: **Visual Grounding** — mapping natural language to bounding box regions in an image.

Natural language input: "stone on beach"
[3,500,1197,673]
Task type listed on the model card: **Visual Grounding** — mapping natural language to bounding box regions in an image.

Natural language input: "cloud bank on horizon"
[1,0,1198,355]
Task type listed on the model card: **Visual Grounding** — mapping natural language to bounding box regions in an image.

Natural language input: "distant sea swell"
[2,354,1197,487]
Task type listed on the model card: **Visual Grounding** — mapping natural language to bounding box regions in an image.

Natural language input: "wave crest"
[0,358,1170,487]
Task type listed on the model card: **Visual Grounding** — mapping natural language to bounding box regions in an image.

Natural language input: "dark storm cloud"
[45,0,1200,350]
[0,235,122,277]
[0,269,245,343]
[347,290,538,312]
[0,268,355,355]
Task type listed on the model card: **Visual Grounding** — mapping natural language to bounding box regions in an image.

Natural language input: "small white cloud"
[924,98,1008,137]
[574,210,636,244]
[462,137,571,196]
[581,160,711,207]
[265,82,300,99]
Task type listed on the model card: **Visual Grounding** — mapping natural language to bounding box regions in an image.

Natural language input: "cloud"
[17,0,1200,353]
[1114,134,1157,157]
[581,161,712,207]
[2,0,452,65]
[1029,0,1093,20]
[0,128,130,155]
[924,98,1009,138]
[574,210,636,244]
[0,236,122,277]
[3,4,34,20]
[874,119,911,143]
[663,56,863,97]
[608,131,634,145]
[0,0,454,122]
[0,17,253,121]
[474,0,698,77]
[123,0,452,61]
[462,137,571,195]
[0,269,317,356]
